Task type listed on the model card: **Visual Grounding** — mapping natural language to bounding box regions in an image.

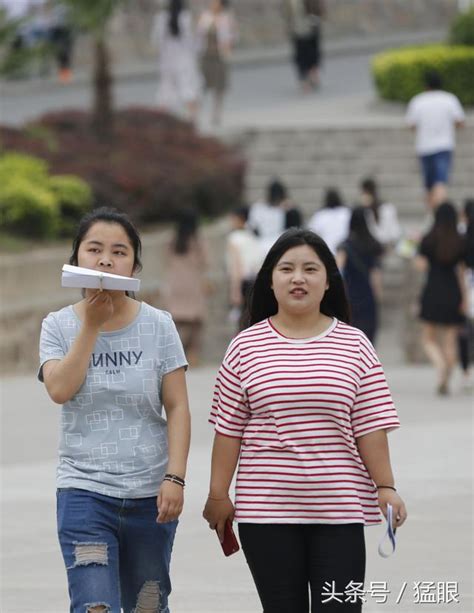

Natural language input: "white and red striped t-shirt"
[209,318,400,525]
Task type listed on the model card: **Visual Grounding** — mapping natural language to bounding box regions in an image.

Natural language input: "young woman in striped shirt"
[203,228,407,612]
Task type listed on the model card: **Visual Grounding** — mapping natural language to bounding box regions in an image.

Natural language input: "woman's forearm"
[165,403,191,479]
[44,323,99,404]
[356,429,395,487]
[209,433,241,497]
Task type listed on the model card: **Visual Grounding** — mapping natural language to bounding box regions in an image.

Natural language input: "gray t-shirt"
[38,302,187,498]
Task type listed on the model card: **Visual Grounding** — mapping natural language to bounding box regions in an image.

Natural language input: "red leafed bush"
[0,108,246,223]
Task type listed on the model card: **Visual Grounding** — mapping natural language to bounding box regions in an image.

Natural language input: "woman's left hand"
[156,481,184,523]
[378,489,407,529]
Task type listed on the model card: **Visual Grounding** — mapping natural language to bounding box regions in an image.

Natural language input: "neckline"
[267,317,337,344]
[70,301,144,336]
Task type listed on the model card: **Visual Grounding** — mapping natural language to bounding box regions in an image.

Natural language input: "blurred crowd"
[163,178,474,396]
[1,0,74,82]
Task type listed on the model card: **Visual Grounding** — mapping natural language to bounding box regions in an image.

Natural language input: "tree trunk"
[93,34,113,140]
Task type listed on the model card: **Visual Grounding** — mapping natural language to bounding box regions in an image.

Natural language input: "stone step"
[244,188,471,215]
[242,126,474,144]
[245,172,473,188]
[245,134,473,151]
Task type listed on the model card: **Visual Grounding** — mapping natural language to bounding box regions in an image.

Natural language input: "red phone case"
[219,520,240,556]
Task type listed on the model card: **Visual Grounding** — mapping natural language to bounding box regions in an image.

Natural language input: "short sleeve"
[405,98,418,126]
[38,314,66,382]
[451,96,465,123]
[209,347,250,439]
[159,313,188,376]
[351,337,400,438]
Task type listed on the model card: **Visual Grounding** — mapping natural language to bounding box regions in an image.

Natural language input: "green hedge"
[372,44,474,105]
[0,153,92,239]
[450,7,474,46]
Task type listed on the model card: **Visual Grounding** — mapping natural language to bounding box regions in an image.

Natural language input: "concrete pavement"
[4,27,474,133]
[1,337,473,612]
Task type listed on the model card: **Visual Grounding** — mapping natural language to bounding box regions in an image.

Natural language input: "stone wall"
[0,220,233,374]
[74,0,459,66]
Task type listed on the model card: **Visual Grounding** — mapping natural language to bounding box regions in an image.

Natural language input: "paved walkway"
[1,335,473,611]
[3,27,473,132]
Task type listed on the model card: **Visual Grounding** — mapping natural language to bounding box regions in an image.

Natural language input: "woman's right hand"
[203,494,235,542]
[83,291,114,329]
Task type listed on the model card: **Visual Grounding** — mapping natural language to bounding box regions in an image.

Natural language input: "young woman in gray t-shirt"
[39,207,190,613]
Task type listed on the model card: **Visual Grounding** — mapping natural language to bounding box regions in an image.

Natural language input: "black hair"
[169,0,184,37]
[231,206,250,223]
[172,209,198,254]
[424,201,464,265]
[69,207,142,298]
[285,207,303,229]
[360,177,382,223]
[464,198,474,268]
[246,228,351,326]
[424,69,442,90]
[348,206,383,258]
[323,188,344,210]
[267,179,288,207]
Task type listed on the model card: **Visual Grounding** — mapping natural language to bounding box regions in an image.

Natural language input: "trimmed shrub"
[450,7,474,46]
[0,153,91,238]
[372,44,474,105]
[50,175,93,236]
[0,177,59,238]
[0,151,49,185]
[0,108,246,225]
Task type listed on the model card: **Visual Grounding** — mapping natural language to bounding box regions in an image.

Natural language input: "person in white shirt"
[152,0,200,123]
[359,178,401,248]
[406,70,465,210]
[248,179,288,258]
[307,188,351,254]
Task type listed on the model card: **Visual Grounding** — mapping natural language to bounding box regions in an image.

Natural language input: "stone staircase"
[235,123,474,360]
[239,124,474,221]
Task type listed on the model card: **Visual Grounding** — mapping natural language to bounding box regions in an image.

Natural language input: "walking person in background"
[248,178,288,258]
[283,0,325,91]
[458,199,474,389]
[38,207,190,612]
[197,0,237,126]
[307,187,351,254]
[336,207,384,344]
[415,202,468,395]
[359,178,401,249]
[203,228,406,613]
[164,209,210,366]
[406,70,465,210]
[152,0,200,123]
[226,206,262,332]
[48,0,74,83]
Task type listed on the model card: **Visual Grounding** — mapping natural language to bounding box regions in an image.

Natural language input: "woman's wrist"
[208,488,230,501]
[163,473,185,487]
[376,485,397,492]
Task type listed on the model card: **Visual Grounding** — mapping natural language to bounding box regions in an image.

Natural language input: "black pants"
[458,319,474,372]
[238,523,365,613]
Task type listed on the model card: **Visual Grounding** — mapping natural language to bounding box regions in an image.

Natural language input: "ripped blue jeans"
[57,488,177,613]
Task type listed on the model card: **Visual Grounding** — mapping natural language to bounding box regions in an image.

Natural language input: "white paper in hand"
[61,264,140,292]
